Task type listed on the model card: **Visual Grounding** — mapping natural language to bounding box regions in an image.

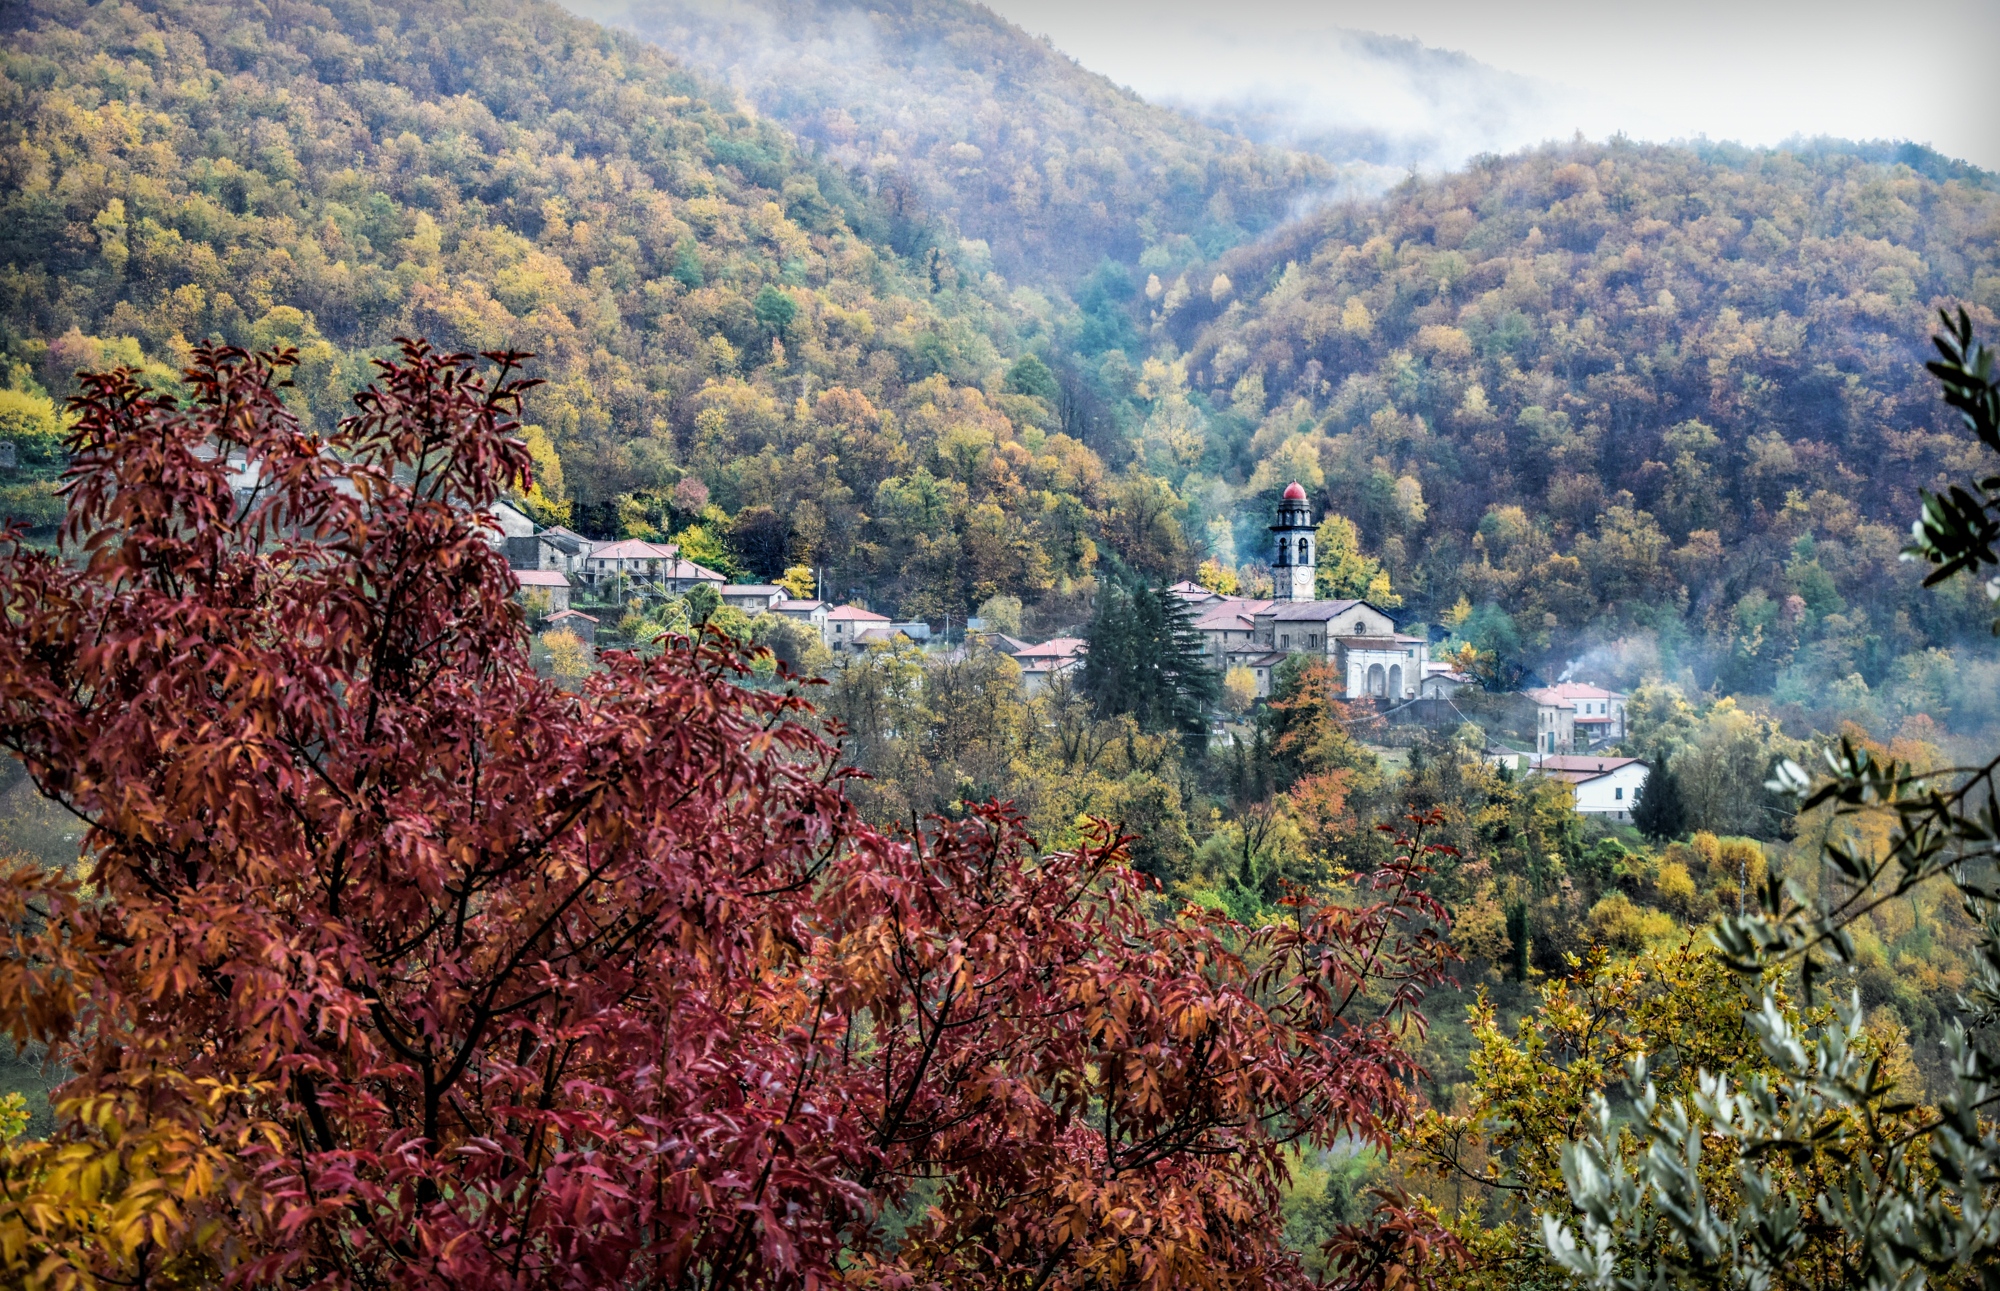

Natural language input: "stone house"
[1013,637,1086,695]
[775,598,829,637]
[826,604,892,650]
[512,568,572,613]
[720,584,787,613]
[1522,687,1578,754]
[542,607,599,644]
[580,539,725,595]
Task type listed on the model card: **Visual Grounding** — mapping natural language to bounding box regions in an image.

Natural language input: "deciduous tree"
[1543,310,2000,1290]
[0,343,1456,1290]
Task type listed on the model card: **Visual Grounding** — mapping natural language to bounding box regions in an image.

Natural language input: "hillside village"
[497,485,1651,823]
[11,0,2000,1277]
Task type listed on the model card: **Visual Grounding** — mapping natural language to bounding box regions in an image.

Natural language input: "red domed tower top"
[1271,483,1315,602]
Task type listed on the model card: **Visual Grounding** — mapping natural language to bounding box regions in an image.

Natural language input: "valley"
[1,0,1998,1284]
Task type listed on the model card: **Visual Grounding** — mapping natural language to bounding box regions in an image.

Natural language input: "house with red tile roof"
[1011,636,1086,695]
[579,539,725,594]
[1546,681,1628,743]
[511,567,572,613]
[542,607,599,643]
[825,604,892,651]
[1523,682,1630,753]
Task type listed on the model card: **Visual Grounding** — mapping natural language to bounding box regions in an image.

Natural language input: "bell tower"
[1271,481,1316,602]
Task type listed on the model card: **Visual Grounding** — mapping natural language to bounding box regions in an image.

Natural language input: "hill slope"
[0,0,1122,617]
[9,0,2000,730]
[1158,140,2000,720]
[567,0,1330,285]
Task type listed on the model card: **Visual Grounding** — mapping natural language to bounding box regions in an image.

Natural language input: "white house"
[1546,681,1628,745]
[1537,756,1650,822]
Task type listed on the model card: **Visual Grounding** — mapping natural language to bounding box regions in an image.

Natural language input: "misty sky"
[984,0,2000,172]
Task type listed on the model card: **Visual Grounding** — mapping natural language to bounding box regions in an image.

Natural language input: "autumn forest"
[2,0,2000,1285]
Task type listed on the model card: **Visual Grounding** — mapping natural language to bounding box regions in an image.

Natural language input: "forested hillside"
[1155,142,2000,735]
[567,0,1330,284]
[0,0,1122,617]
[9,1,2000,1281]
[9,0,2000,735]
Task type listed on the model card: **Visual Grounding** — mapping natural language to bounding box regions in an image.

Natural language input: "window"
[1280,634,1290,648]
[1615,787,1624,800]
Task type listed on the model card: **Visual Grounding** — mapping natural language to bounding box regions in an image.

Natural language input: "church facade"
[1179,482,1427,702]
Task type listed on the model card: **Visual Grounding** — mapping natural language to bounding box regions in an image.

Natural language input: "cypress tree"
[1631,757,1687,842]
[1082,577,1137,716]
[1504,900,1530,981]
[1152,581,1219,738]
[1082,572,1219,743]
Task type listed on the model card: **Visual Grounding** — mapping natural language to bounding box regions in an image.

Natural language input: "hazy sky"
[984,0,2000,172]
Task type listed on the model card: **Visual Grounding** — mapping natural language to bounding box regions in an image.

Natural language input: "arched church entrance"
[1367,663,1386,696]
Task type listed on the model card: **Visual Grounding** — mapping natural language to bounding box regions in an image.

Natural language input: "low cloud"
[1109,24,1600,190]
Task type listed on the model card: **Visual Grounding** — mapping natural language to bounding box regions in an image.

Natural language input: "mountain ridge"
[565,0,1331,284]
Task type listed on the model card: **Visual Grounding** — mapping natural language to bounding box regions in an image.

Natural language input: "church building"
[1181,483,1426,702]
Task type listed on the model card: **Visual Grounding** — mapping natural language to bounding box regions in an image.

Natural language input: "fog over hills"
[572,0,1995,237]
[568,0,1575,202]
[988,0,2000,175]
[1140,26,1583,192]
[564,0,1328,281]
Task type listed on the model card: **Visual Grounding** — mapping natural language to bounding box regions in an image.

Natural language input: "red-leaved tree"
[0,343,1455,1289]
